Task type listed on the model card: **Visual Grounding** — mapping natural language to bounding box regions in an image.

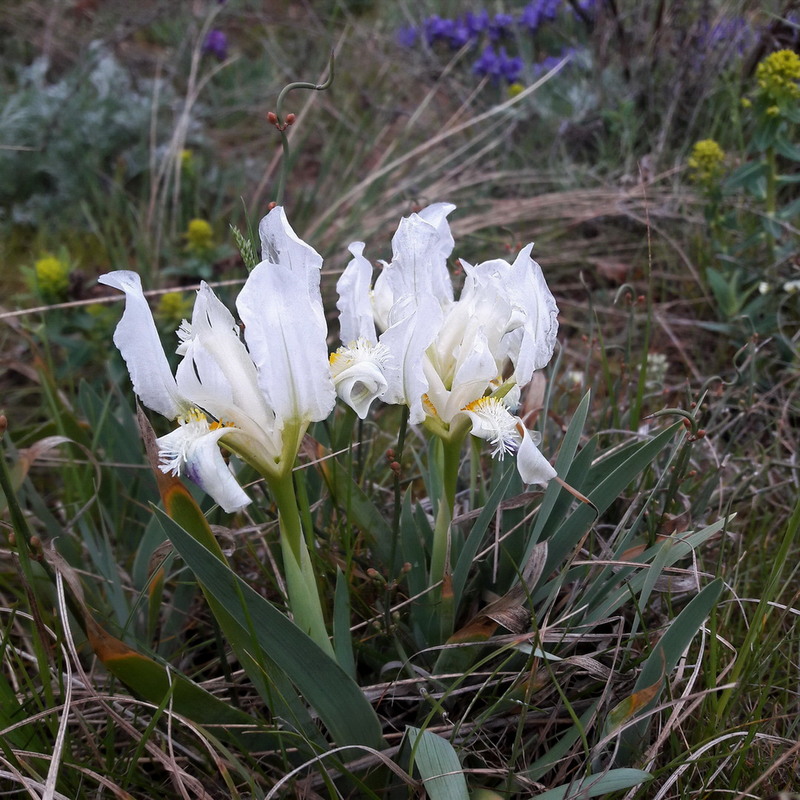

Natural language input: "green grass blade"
[333,567,356,679]
[526,390,592,556]
[406,726,469,800]
[531,768,653,799]
[615,577,724,762]
[451,464,515,609]
[540,423,682,579]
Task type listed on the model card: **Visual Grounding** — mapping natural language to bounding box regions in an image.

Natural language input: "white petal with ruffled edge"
[506,244,559,380]
[462,397,556,487]
[379,294,443,424]
[336,242,378,346]
[372,205,455,324]
[98,271,188,420]
[258,206,325,314]
[238,259,336,428]
[330,339,390,419]
[158,418,251,512]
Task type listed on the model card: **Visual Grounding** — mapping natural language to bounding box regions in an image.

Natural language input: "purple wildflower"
[448,18,472,48]
[489,12,515,40]
[396,24,418,48]
[464,10,490,37]
[690,15,759,70]
[423,15,454,45]
[473,44,524,84]
[202,29,228,60]
[519,0,562,32]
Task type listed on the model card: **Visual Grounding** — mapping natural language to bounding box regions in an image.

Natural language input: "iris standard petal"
[506,244,559,380]
[237,260,336,427]
[259,206,325,314]
[376,206,455,313]
[336,242,378,346]
[380,294,443,424]
[181,283,273,429]
[98,270,187,420]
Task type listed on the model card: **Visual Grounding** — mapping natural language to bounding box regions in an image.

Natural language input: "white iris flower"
[333,203,559,486]
[100,207,336,512]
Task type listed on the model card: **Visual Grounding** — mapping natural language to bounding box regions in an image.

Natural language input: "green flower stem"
[430,422,470,576]
[267,469,334,659]
[765,145,777,217]
[764,144,778,268]
[273,52,335,207]
[428,425,470,642]
[389,405,410,573]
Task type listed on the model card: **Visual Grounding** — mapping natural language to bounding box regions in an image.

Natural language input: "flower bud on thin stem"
[272,50,335,206]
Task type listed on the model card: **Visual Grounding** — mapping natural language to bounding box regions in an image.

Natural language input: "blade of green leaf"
[539,423,682,584]
[333,567,356,679]
[616,577,724,762]
[155,509,385,749]
[531,768,653,799]
[527,390,592,555]
[406,726,469,800]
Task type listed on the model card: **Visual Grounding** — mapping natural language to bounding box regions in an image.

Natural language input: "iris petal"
[158,420,251,512]
[98,271,187,420]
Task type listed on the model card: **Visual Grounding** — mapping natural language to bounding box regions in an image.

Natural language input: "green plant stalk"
[765,145,777,266]
[442,425,468,515]
[765,145,777,217]
[428,429,469,642]
[267,469,334,659]
[273,52,335,206]
[429,430,466,582]
[389,405,410,574]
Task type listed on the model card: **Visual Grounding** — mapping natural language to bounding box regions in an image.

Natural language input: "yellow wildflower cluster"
[34,254,70,299]
[156,291,193,327]
[688,139,726,186]
[185,218,214,254]
[755,49,800,109]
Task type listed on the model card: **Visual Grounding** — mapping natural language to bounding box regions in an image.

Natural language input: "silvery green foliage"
[0,42,202,226]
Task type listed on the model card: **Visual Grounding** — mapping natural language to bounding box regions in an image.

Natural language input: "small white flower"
[758,281,770,295]
[783,279,800,295]
[566,370,584,388]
